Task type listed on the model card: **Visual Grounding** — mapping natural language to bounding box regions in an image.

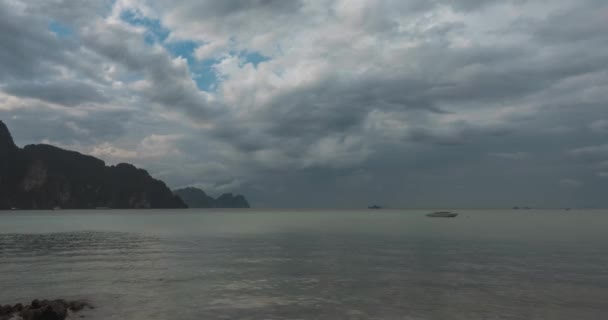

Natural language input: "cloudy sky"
[1,0,607,208]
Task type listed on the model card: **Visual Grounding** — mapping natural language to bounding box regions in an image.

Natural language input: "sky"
[1,0,607,208]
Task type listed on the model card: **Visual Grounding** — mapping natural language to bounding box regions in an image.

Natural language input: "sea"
[1,209,607,320]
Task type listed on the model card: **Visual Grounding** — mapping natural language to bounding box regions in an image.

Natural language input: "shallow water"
[1,209,607,319]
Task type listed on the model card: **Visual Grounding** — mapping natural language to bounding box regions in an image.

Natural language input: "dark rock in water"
[1,299,92,320]
[174,187,251,208]
[22,300,67,320]
[31,300,41,309]
[68,300,92,312]
[0,304,14,317]
[0,120,186,210]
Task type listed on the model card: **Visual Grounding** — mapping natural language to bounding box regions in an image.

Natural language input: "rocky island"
[0,120,186,210]
[174,187,250,208]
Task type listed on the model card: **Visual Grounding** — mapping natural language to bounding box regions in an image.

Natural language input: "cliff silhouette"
[0,120,186,209]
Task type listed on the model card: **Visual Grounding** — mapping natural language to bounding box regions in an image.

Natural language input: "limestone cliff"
[174,187,250,208]
[0,120,186,210]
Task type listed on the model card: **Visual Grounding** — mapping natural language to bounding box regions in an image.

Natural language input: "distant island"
[174,187,250,208]
[0,120,185,210]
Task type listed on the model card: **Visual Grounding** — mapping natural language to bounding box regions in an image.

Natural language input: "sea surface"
[1,209,608,320]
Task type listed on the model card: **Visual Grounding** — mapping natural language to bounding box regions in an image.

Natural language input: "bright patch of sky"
[48,21,74,38]
[191,58,221,91]
[165,40,197,63]
[119,10,270,92]
[120,10,169,44]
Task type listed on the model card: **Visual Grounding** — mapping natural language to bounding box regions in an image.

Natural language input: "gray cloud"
[559,179,584,189]
[0,0,69,82]
[1,0,608,207]
[80,22,221,120]
[589,120,608,134]
[570,145,608,157]
[3,81,108,106]
[488,152,529,160]
[1,107,132,146]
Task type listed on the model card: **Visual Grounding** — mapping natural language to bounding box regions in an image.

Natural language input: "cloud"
[79,20,221,120]
[589,119,608,133]
[488,152,529,160]
[597,161,608,169]
[3,81,108,106]
[90,134,182,162]
[1,0,608,207]
[559,179,584,189]
[91,142,137,159]
[194,39,229,60]
[136,134,183,158]
[569,144,608,157]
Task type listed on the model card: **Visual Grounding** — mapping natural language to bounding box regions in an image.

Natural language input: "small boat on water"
[426,211,458,218]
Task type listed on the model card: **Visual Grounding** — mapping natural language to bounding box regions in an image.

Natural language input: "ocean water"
[1,209,608,320]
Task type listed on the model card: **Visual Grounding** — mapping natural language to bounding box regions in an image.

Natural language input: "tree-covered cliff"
[0,120,186,210]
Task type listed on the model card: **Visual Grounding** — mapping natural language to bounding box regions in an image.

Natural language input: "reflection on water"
[1,210,608,319]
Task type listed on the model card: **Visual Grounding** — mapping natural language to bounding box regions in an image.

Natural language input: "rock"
[0,304,14,315]
[0,299,92,320]
[36,303,66,320]
[68,300,92,312]
[31,300,41,309]
[174,187,251,208]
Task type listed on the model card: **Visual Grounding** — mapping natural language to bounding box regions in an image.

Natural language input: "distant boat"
[426,211,458,218]
[368,205,382,209]
[52,206,61,210]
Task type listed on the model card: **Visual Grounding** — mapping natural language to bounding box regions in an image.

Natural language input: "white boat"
[426,211,458,218]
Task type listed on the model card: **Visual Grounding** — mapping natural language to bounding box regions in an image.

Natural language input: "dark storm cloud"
[0,0,69,82]
[189,0,302,16]
[529,1,608,44]
[213,35,602,155]
[156,0,302,20]
[445,0,525,11]
[0,0,118,107]
[25,0,113,25]
[3,81,108,106]
[2,0,608,207]
[80,22,221,120]
[0,108,132,146]
[140,0,608,208]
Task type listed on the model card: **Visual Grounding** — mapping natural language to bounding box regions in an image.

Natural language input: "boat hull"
[426,212,458,218]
